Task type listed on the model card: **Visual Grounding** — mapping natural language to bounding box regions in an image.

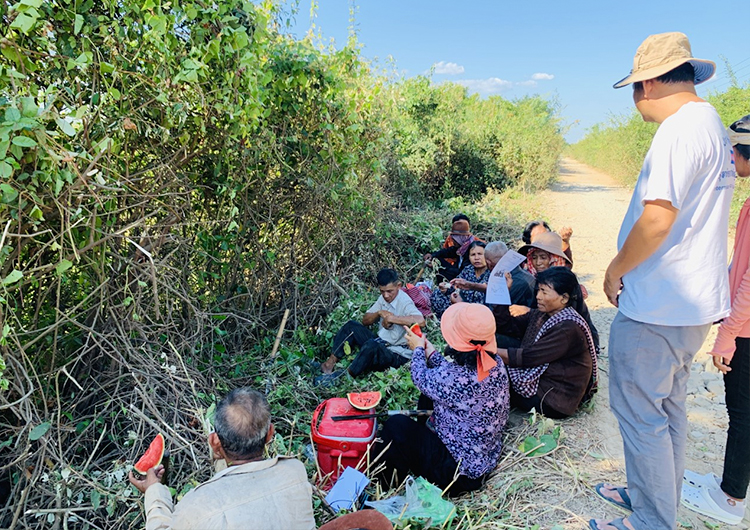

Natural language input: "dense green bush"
[0,1,562,527]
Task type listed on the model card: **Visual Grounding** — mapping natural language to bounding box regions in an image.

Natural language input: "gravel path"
[536,158,745,529]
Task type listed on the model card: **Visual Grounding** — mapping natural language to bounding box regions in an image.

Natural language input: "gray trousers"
[609,312,711,530]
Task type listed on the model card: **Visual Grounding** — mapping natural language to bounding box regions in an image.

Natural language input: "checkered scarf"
[507,307,598,401]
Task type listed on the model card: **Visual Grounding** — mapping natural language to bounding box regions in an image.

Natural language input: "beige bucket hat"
[614,32,715,89]
[517,231,572,264]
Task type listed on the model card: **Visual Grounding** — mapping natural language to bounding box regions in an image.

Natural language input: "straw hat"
[517,231,571,263]
[613,32,715,89]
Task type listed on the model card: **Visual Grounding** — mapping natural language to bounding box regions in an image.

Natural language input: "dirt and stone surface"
[514,158,746,529]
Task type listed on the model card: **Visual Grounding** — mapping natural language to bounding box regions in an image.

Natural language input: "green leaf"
[20,97,37,117]
[91,489,101,510]
[55,117,76,137]
[4,107,21,122]
[74,14,84,35]
[11,135,37,147]
[55,259,73,276]
[21,0,43,7]
[0,183,18,202]
[10,13,36,34]
[1,270,22,286]
[0,160,11,179]
[29,422,51,441]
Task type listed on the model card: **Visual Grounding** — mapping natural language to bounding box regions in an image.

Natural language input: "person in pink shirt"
[682,114,750,526]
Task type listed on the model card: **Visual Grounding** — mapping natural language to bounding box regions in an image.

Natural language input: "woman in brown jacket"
[494,267,597,418]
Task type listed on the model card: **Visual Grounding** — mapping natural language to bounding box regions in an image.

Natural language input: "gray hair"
[214,387,271,459]
[484,241,508,260]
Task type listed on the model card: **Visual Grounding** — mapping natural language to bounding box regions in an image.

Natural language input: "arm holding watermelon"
[128,465,165,493]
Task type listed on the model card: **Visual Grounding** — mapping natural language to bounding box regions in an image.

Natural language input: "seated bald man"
[129,387,316,530]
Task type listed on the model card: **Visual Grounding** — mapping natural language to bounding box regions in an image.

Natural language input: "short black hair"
[452,213,470,224]
[730,115,750,161]
[445,343,493,368]
[214,388,271,460]
[467,240,486,252]
[522,220,551,244]
[535,267,584,314]
[634,62,696,92]
[376,268,399,286]
[656,62,695,84]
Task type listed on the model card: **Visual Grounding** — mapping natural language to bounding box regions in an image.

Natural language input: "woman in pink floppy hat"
[370,303,510,496]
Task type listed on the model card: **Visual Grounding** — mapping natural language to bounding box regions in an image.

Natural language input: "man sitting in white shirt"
[317,268,425,384]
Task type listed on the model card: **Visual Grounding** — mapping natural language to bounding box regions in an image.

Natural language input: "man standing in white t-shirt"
[592,33,735,530]
[316,268,425,385]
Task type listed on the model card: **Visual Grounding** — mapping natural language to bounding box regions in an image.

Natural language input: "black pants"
[510,389,568,419]
[722,337,750,499]
[371,414,484,496]
[332,321,409,377]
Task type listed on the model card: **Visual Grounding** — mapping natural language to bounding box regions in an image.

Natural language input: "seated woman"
[371,303,510,496]
[423,214,481,282]
[430,241,489,319]
[522,220,573,262]
[493,267,597,418]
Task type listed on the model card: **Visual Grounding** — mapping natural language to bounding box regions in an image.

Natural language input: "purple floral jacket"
[411,347,510,478]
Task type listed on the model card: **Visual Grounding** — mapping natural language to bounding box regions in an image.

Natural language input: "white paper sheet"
[485,250,526,305]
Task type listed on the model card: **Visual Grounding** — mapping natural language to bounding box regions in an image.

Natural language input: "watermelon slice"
[347,391,382,411]
[134,433,165,474]
[410,324,422,337]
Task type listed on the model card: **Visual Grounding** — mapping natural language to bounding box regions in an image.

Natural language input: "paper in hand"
[485,250,526,305]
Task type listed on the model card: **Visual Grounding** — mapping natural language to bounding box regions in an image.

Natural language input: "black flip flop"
[589,518,629,530]
[594,483,632,511]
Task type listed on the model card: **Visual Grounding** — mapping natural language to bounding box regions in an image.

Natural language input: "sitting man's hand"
[423,253,433,264]
[128,465,165,494]
[380,311,395,328]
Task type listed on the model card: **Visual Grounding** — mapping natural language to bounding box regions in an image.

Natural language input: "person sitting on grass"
[423,213,481,282]
[522,219,574,262]
[128,387,317,530]
[316,268,425,384]
[430,241,489,319]
[371,303,510,496]
[493,267,598,418]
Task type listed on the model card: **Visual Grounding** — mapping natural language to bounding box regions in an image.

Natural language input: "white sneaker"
[681,483,745,525]
[683,469,721,490]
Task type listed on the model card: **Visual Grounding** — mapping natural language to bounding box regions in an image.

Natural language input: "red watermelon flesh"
[347,391,382,411]
[409,324,423,337]
[134,433,165,474]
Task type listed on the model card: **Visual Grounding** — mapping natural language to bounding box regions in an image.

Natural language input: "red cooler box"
[311,398,377,485]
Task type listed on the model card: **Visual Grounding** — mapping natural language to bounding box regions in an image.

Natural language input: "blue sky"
[283,0,749,142]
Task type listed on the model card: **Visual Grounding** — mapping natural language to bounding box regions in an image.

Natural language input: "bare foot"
[598,483,629,506]
[320,355,338,374]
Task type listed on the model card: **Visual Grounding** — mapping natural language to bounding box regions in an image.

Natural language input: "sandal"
[594,483,632,511]
[589,517,630,530]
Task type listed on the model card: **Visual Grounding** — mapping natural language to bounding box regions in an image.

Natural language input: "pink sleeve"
[709,262,750,362]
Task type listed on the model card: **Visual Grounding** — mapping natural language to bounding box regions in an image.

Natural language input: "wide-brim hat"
[517,231,571,263]
[614,32,715,89]
[441,303,497,353]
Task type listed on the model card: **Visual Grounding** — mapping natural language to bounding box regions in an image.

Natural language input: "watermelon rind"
[347,391,382,411]
[134,433,165,474]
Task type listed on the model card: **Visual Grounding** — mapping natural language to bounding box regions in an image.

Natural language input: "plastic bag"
[365,476,456,526]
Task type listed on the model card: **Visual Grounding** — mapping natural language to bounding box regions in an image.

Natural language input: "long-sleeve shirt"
[494,307,592,417]
[143,457,315,530]
[410,347,510,479]
[712,197,750,360]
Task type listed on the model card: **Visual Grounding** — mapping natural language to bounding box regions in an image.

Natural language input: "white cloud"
[455,77,513,95]
[531,72,554,81]
[433,61,465,75]
[516,80,537,87]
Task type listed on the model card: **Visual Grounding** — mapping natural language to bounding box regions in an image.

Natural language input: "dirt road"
[535,158,742,529]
